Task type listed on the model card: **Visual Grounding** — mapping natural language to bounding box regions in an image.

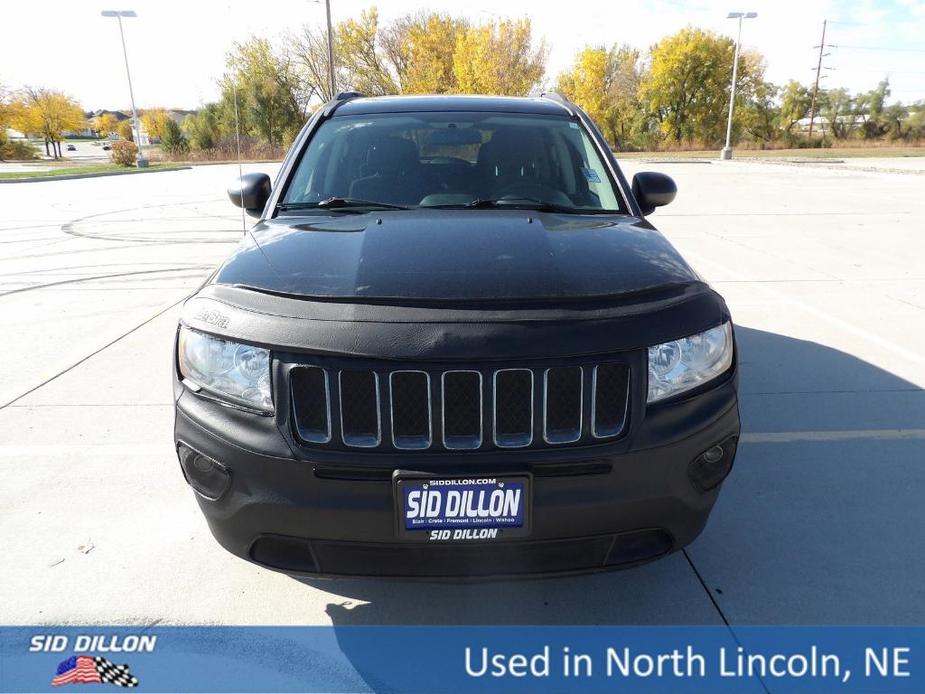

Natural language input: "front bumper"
[174,369,739,579]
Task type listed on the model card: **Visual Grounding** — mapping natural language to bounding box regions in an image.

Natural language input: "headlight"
[177,327,273,412]
[647,322,733,403]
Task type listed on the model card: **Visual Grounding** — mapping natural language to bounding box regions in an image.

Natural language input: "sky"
[1,0,924,111]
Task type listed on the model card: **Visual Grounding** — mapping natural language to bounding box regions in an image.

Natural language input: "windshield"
[279,111,625,214]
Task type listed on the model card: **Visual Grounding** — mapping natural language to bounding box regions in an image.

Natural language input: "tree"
[159,117,189,154]
[116,119,134,142]
[182,104,221,151]
[335,8,398,95]
[904,101,925,140]
[286,24,340,103]
[220,37,306,146]
[388,12,468,94]
[640,27,761,145]
[741,79,780,144]
[92,112,118,138]
[856,79,897,140]
[9,88,85,158]
[778,81,813,138]
[0,81,10,129]
[453,18,547,95]
[879,101,908,140]
[820,87,854,139]
[141,108,173,142]
[557,45,645,149]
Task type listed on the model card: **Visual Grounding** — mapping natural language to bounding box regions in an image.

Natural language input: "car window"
[281,112,624,213]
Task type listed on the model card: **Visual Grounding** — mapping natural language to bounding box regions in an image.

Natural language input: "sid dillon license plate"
[394,474,531,541]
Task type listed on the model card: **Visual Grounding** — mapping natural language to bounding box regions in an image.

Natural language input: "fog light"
[689,436,738,491]
[177,443,231,500]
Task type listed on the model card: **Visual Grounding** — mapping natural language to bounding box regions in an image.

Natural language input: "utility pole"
[808,19,828,141]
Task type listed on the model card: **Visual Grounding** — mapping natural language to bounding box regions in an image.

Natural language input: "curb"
[0,166,192,184]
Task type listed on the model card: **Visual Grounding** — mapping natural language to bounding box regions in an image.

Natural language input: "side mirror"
[632,172,677,216]
[227,173,271,218]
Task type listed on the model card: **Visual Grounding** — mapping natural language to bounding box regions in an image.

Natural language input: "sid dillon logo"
[31,634,154,688]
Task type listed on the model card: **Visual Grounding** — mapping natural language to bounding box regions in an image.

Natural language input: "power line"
[833,45,925,53]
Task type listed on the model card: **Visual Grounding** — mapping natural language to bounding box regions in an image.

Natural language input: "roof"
[87,109,130,121]
[333,94,573,117]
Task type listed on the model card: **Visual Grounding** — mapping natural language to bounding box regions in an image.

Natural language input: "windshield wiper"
[277,197,410,212]
[426,197,602,215]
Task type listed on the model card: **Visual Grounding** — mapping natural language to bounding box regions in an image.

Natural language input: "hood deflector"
[182,283,731,361]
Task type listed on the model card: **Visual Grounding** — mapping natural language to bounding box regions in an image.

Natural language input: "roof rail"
[538,91,576,115]
[322,91,367,117]
[334,91,366,102]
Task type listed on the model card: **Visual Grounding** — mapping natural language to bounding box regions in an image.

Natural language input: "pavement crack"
[0,298,186,411]
[683,549,772,694]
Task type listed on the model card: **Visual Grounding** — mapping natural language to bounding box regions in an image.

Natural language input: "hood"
[213,210,700,303]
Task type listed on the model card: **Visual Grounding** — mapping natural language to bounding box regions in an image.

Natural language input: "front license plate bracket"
[392,471,533,542]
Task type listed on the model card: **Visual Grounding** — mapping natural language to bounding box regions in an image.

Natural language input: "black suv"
[173,93,739,579]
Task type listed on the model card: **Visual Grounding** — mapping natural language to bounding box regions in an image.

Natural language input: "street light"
[720,11,757,160]
[101,9,147,167]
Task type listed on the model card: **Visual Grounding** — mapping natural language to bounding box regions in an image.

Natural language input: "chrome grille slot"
[339,370,381,447]
[291,366,331,443]
[493,369,534,448]
[592,363,630,438]
[390,371,432,449]
[543,366,583,444]
[442,370,482,450]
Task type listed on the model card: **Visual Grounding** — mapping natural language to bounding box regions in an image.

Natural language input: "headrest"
[477,131,541,171]
[367,137,419,174]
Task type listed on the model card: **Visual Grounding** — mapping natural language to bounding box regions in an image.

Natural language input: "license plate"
[393,473,532,542]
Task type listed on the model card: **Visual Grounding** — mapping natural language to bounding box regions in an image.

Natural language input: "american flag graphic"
[51,655,139,688]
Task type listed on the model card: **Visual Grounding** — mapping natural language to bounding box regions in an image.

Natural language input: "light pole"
[310,0,336,98]
[101,9,147,167]
[324,0,335,97]
[720,11,757,160]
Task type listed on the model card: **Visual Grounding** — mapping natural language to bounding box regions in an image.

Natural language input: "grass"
[0,162,187,180]
[617,146,925,160]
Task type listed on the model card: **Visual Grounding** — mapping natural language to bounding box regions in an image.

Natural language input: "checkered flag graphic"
[94,657,139,688]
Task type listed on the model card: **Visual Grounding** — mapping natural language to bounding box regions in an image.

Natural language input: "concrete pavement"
[0,159,923,627]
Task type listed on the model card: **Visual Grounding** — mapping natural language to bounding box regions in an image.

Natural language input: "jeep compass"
[172,93,739,579]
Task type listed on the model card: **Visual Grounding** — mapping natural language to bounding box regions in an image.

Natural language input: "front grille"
[338,370,380,447]
[493,369,533,448]
[441,371,482,449]
[290,360,630,452]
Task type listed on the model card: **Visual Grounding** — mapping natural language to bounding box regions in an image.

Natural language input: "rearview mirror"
[632,172,676,216]
[227,173,271,218]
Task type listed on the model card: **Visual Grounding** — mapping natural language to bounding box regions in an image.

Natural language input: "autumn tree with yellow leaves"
[557,45,645,150]
[141,108,174,142]
[9,88,85,159]
[453,19,546,96]
[92,112,118,138]
[285,8,546,100]
[640,27,763,145]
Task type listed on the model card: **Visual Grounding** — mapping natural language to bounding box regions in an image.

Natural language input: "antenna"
[232,79,246,233]
[226,0,247,233]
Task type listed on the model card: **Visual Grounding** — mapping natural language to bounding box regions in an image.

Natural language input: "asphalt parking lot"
[1,158,923,628]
